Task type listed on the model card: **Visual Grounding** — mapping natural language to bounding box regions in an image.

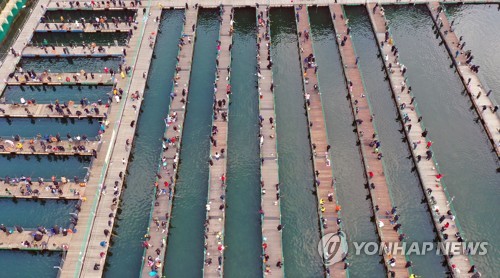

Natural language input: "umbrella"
[16,143,23,149]
[148,271,157,277]
[34,233,43,241]
[15,225,23,233]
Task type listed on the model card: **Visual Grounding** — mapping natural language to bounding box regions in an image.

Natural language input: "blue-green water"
[0,118,100,138]
[0,155,90,179]
[308,7,384,277]
[445,4,500,105]
[31,32,129,46]
[164,9,220,277]
[0,251,62,278]
[0,199,76,227]
[104,10,184,277]
[3,85,112,104]
[18,57,122,73]
[385,5,500,275]
[223,8,262,277]
[270,8,323,277]
[344,6,447,276]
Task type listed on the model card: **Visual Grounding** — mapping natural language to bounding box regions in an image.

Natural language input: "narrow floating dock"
[0,104,106,118]
[203,6,232,277]
[329,4,410,276]
[0,180,85,199]
[0,138,98,156]
[257,5,284,277]
[427,2,500,157]
[367,3,473,275]
[35,22,132,32]
[22,46,124,57]
[0,231,72,251]
[140,7,198,278]
[47,0,138,10]
[7,72,115,85]
[295,5,346,277]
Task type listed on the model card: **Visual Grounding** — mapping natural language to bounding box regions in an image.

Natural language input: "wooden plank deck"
[0,103,106,118]
[295,6,346,277]
[0,138,98,156]
[427,2,500,157]
[22,46,124,57]
[203,6,232,277]
[35,22,132,32]
[0,230,72,251]
[367,3,473,276]
[0,180,85,199]
[258,5,284,277]
[140,7,198,278]
[329,4,410,277]
[6,72,115,85]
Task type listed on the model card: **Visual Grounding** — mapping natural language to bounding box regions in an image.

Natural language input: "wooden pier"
[140,7,198,278]
[22,46,124,57]
[329,4,410,277]
[6,72,115,85]
[0,231,72,251]
[367,3,473,275]
[427,2,500,157]
[0,103,106,118]
[47,0,139,10]
[35,22,132,32]
[202,6,232,277]
[258,5,284,277]
[295,5,346,277]
[0,180,85,199]
[0,138,98,156]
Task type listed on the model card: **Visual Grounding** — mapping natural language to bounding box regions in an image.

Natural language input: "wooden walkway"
[0,103,106,118]
[203,6,232,277]
[367,3,473,276]
[140,7,198,278]
[0,138,98,156]
[35,22,132,32]
[47,0,139,10]
[329,4,410,277]
[427,2,500,157]
[22,46,124,57]
[6,72,115,85]
[258,5,284,277]
[0,231,72,251]
[295,5,346,277]
[0,180,85,199]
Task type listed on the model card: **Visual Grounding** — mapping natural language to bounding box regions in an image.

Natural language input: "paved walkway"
[47,0,139,10]
[203,6,232,277]
[330,4,410,277]
[140,7,198,278]
[22,45,124,57]
[0,103,106,118]
[6,72,115,85]
[0,180,84,199]
[296,5,347,277]
[258,5,284,277]
[427,2,499,157]
[367,3,473,276]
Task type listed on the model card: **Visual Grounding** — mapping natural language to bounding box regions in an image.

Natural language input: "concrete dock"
[47,0,139,10]
[330,4,410,276]
[295,5,346,276]
[367,3,473,275]
[35,22,132,32]
[6,72,115,85]
[0,230,72,251]
[427,2,500,157]
[259,5,284,277]
[203,6,232,277]
[22,46,124,57]
[140,7,198,278]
